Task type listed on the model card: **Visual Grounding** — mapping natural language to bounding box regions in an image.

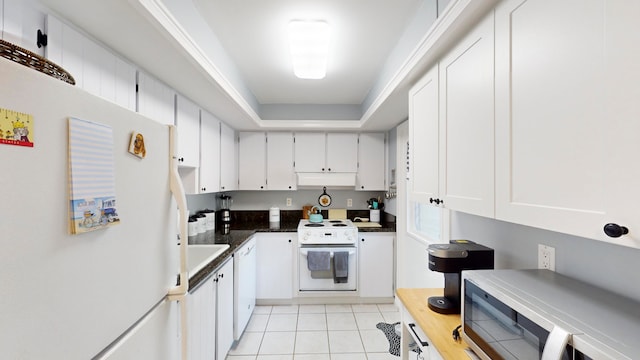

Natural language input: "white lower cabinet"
[400,306,442,360]
[255,233,294,300]
[187,276,216,360]
[186,258,234,360]
[358,233,394,298]
[216,259,234,360]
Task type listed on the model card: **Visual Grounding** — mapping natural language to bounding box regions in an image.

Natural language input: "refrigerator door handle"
[167,125,189,360]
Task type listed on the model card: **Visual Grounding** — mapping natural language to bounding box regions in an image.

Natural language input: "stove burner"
[332,223,347,227]
[305,223,324,227]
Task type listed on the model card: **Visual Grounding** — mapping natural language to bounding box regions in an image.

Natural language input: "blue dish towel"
[333,251,349,283]
[307,251,331,271]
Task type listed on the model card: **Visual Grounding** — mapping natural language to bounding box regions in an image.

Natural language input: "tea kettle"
[308,206,323,223]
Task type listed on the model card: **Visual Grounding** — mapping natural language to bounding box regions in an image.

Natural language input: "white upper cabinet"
[220,121,237,191]
[603,1,640,248]
[438,11,494,218]
[293,133,326,172]
[267,132,296,190]
[238,132,267,190]
[356,133,386,191]
[494,0,610,242]
[175,94,200,168]
[137,71,175,125]
[408,64,439,204]
[326,133,358,172]
[294,133,358,173]
[200,110,221,193]
[46,14,136,110]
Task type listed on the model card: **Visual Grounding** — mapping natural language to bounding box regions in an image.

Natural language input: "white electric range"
[297,219,359,291]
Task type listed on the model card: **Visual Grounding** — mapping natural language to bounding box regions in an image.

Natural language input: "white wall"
[450,211,640,301]
[186,190,386,214]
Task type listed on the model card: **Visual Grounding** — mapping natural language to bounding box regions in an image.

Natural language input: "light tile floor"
[226,303,401,360]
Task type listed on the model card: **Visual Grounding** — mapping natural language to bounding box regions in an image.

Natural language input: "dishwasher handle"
[241,243,255,257]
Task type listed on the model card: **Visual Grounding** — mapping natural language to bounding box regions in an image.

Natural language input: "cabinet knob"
[604,223,629,238]
[178,157,184,162]
[260,186,264,189]
[288,239,292,243]
[201,187,206,192]
[361,238,365,242]
[429,198,442,205]
[322,168,325,171]
[219,273,224,278]
[288,186,292,189]
[361,186,365,189]
[328,168,332,172]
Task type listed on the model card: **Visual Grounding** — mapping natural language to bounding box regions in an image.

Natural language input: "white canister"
[187,217,198,237]
[195,214,207,234]
[370,209,381,223]
[199,209,216,231]
[269,206,280,223]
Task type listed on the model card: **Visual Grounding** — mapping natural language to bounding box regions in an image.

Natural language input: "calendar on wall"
[0,107,34,147]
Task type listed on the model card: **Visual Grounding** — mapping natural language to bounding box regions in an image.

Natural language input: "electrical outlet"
[286,198,292,206]
[538,244,556,271]
[347,198,353,207]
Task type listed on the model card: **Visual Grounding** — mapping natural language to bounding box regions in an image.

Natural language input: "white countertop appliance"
[297,219,358,291]
[462,269,640,360]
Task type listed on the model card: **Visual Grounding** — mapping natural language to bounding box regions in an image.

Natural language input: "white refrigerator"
[0,58,188,359]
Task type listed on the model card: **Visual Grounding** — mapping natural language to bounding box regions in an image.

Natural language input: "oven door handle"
[300,250,356,257]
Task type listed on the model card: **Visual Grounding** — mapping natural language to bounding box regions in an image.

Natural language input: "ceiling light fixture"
[288,20,329,80]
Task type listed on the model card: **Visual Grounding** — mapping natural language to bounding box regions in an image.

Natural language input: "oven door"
[299,246,357,291]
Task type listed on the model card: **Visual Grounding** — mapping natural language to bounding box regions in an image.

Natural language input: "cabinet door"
[256,233,294,300]
[137,72,175,126]
[114,58,137,112]
[200,111,220,193]
[438,12,494,217]
[267,132,296,190]
[359,233,394,298]
[495,0,608,240]
[238,132,267,190]
[216,260,234,360]
[408,65,439,203]
[356,133,386,191]
[187,277,216,360]
[294,132,326,172]
[219,122,237,191]
[604,1,640,247]
[175,95,200,168]
[326,133,358,172]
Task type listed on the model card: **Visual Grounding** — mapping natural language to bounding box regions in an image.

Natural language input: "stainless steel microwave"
[461,269,640,360]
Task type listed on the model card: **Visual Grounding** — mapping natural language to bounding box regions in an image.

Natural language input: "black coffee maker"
[427,240,494,314]
[217,194,232,234]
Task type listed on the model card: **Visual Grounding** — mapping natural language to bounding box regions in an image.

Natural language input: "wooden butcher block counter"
[396,288,472,360]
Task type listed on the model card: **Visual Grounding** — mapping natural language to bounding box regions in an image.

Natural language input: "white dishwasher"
[233,237,256,340]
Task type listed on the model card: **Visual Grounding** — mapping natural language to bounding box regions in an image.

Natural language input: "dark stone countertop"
[185,210,396,291]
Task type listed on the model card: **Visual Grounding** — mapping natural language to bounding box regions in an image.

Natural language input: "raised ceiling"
[193,0,422,107]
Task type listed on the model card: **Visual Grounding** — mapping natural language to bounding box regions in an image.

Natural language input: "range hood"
[296,172,357,189]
